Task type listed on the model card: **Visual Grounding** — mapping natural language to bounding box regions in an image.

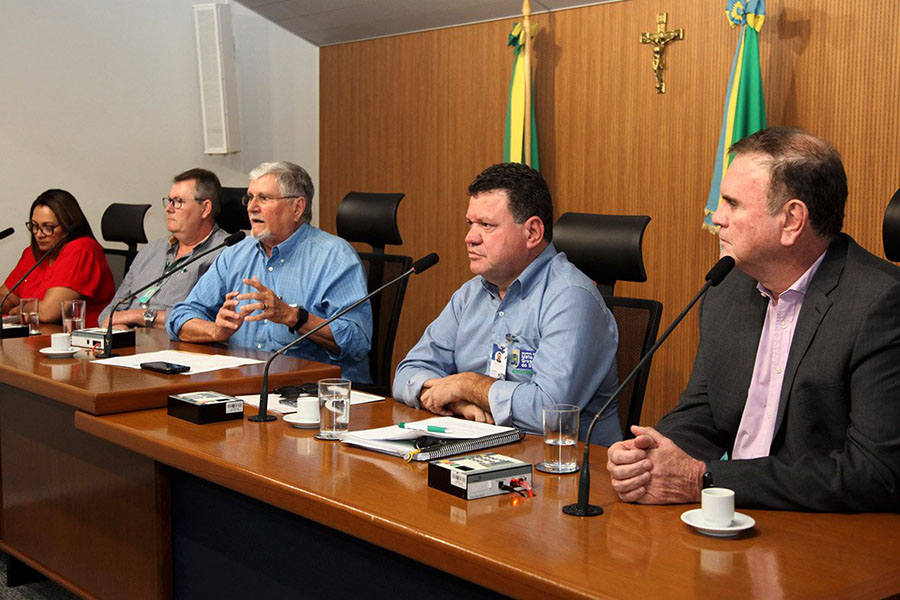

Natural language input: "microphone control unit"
[428,453,533,500]
[71,327,136,352]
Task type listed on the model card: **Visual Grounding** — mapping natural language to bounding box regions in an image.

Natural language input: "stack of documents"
[341,417,524,461]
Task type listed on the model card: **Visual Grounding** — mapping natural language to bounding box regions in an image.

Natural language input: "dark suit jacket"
[657,235,900,511]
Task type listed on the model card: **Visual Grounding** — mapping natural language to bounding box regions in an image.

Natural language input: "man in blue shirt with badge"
[167,161,372,383]
[393,163,622,445]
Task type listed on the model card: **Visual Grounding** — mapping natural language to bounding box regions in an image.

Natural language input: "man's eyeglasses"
[25,222,60,236]
[241,194,298,206]
[162,197,204,210]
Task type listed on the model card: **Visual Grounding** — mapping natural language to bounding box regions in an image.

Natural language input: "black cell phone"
[140,361,191,374]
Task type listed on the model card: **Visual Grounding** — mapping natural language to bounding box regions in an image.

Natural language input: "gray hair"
[248,161,314,223]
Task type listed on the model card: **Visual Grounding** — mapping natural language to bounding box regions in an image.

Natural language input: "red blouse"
[4,236,115,327]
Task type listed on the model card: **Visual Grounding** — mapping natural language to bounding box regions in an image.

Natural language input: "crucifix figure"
[640,13,684,94]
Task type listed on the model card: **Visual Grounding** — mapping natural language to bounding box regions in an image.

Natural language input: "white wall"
[0,0,319,277]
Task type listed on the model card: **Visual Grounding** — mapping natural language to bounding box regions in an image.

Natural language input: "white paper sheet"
[91,349,263,374]
[238,390,384,415]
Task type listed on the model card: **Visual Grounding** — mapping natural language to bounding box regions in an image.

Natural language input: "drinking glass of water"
[20,297,39,335]
[536,404,580,474]
[61,299,86,334]
[316,378,351,441]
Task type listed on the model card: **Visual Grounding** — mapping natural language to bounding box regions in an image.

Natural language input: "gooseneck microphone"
[97,230,246,358]
[250,252,440,422]
[562,256,736,517]
[0,227,15,241]
[0,226,75,339]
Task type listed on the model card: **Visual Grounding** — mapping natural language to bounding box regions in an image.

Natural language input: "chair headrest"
[101,203,151,245]
[336,192,404,249]
[553,212,651,288]
[217,187,251,234]
[884,187,900,262]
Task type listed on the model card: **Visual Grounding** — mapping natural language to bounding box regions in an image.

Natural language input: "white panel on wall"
[0,0,318,281]
[194,3,241,154]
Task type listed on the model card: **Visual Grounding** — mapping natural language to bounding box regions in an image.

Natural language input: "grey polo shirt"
[98,226,230,325]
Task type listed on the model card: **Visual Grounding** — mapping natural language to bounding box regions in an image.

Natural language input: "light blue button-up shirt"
[393,244,622,445]
[167,223,372,383]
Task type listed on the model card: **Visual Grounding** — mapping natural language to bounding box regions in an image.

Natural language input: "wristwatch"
[143,308,158,328]
[289,306,309,333]
[702,470,714,489]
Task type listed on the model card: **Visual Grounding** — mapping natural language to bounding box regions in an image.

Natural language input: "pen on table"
[397,422,453,433]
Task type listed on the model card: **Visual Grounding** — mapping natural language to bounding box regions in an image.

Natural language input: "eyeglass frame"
[25,221,61,236]
[241,193,300,207]
[161,196,208,210]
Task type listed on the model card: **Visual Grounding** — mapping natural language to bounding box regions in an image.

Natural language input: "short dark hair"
[467,162,553,242]
[729,127,847,238]
[173,168,222,218]
[29,189,95,259]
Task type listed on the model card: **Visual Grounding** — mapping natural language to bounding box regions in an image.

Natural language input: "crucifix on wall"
[640,13,684,94]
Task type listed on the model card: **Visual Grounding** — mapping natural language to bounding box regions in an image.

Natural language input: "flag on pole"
[504,17,539,170]
[703,0,766,231]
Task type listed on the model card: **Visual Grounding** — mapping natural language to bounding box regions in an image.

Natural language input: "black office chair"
[101,203,152,288]
[336,192,412,396]
[884,187,900,262]
[217,187,251,233]
[553,212,662,437]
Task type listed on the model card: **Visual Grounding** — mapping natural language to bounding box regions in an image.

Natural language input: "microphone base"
[562,503,604,517]
[248,413,277,422]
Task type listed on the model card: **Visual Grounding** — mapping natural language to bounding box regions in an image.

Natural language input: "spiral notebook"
[340,417,525,461]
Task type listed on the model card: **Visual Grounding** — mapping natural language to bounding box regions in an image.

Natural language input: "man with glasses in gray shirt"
[99,168,229,329]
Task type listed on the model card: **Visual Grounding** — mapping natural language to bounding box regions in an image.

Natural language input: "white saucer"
[680,508,756,537]
[39,346,79,359]
[283,413,319,429]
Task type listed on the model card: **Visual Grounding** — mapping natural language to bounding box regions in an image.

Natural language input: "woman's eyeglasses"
[25,222,60,236]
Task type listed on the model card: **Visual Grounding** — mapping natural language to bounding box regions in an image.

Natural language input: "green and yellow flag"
[504,19,539,169]
[704,0,766,231]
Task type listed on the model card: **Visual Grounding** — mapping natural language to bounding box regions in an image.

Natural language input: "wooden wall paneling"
[320,0,900,428]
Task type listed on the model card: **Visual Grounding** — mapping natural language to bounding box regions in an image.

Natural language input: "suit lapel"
[774,236,848,432]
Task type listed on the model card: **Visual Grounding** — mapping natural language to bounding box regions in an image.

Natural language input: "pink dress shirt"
[731,252,827,459]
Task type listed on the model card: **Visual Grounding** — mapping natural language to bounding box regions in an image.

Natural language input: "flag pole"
[522,0,532,167]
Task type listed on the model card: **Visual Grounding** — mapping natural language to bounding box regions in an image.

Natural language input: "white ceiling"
[235,0,619,46]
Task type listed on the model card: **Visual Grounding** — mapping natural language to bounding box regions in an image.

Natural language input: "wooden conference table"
[3,328,900,599]
[0,327,339,600]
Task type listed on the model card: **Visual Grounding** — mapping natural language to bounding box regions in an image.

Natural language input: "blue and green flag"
[704,0,766,231]
[504,22,539,170]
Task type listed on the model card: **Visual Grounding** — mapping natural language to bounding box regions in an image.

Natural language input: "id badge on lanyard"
[489,334,518,380]
[136,285,159,304]
[489,343,508,380]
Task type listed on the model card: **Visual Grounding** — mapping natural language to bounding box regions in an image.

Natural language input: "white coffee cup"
[50,332,71,352]
[701,487,735,527]
[296,396,319,422]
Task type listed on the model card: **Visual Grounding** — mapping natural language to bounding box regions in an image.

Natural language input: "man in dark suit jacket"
[607,127,900,511]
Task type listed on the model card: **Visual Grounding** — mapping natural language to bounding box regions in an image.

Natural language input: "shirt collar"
[756,250,827,301]
[479,242,557,298]
[255,222,309,258]
[256,221,312,258]
[167,224,221,256]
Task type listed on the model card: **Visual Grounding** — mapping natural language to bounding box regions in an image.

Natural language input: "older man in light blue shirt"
[167,162,371,382]
[393,163,621,445]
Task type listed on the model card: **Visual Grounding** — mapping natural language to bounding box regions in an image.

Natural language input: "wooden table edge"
[74,409,611,600]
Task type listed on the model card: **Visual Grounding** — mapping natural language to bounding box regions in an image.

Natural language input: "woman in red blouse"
[1,189,114,327]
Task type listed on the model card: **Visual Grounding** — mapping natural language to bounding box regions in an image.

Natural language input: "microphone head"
[0,227,14,240]
[224,231,247,246]
[705,256,736,286]
[412,252,439,274]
